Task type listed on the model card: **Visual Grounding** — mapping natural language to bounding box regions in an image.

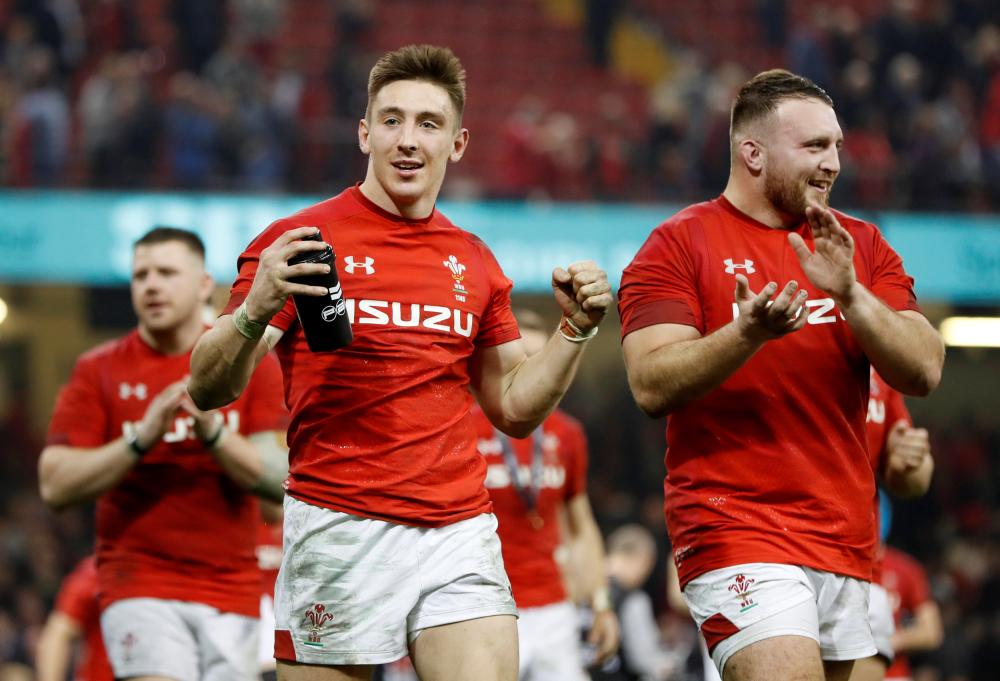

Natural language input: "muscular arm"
[623,277,809,417]
[35,612,80,681]
[205,430,288,502]
[472,261,613,437]
[838,290,943,396]
[471,333,589,437]
[189,225,331,410]
[891,601,943,653]
[791,206,944,396]
[38,440,139,509]
[39,380,189,509]
[188,317,279,410]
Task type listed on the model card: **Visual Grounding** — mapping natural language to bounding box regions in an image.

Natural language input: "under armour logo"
[119,383,148,400]
[723,258,756,274]
[343,256,375,275]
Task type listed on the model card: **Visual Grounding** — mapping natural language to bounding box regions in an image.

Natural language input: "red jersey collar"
[716,194,808,233]
[350,184,438,225]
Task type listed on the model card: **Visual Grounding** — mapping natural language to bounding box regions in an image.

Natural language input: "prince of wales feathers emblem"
[728,574,758,612]
[304,604,334,646]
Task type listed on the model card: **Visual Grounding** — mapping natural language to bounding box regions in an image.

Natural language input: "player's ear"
[738,137,764,176]
[358,118,371,155]
[450,127,469,163]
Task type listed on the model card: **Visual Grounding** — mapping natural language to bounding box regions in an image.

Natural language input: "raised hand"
[734,274,809,342]
[245,227,333,323]
[551,261,613,333]
[134,380,189,451]
[788,206,857,300]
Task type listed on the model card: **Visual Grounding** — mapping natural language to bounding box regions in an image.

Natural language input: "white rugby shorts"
[682,562,877,677]
[101,597,259,681]
[868,582,896,663]
[273,496,517,665]
[517,601,588,681]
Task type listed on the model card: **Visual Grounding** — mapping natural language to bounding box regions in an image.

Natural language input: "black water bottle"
[287,231,353,352]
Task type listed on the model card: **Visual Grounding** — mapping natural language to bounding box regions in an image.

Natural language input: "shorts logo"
[443,254,468,302]
[121,632,137,662]
[723,258,756,274]
[304,603,334,647]
[728,574,758,612]
[343,256,375,275]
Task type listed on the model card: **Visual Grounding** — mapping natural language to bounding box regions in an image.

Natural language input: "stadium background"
[0,0,998,679]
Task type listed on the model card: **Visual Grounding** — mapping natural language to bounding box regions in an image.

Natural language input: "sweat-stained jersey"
[475,407,588,608]
[222,185,520,527]
[618,196,920,586]
[880,546,934,680]
[47,331,288,616]
[53,556,113,681]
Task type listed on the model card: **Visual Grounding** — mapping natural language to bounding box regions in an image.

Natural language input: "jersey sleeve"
[46,355,110,448]
[563,416,590,500]
[470,238,520,348]
[239,352,291,435]
[618,221,703,337]
[220,219,300,331]
[54,557,98,625]
[869,228,920,313]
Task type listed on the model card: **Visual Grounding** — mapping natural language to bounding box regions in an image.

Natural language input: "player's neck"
[723,180,798,230]
[137,316,203,355]
[358,176,436,221]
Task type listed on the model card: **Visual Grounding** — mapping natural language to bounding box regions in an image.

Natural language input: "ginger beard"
[763,161,832,219]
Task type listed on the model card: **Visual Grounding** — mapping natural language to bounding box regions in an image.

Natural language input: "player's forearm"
[189,316,265,410]
[573,522,610,602]
[496,333,588,437]
[884,454,934,499]
[35,616,77,681]
[627,321,763,417]
[892,604,943,653]
[38,442,137,509]
[212,430,288,502]
[837,283,944,396]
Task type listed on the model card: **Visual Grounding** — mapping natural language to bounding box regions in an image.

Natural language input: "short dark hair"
[367,44,466,122]
[731,69,833,137]
[134,227,205,259]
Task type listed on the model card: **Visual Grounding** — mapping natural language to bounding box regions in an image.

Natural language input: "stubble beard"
[763,167,830,218]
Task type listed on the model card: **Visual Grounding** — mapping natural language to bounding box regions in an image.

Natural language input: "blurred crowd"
[0,0,997,209]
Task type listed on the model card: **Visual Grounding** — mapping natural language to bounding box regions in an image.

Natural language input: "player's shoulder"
[75,331,137,369]
[654,198,723,234]
[273,189,366,232]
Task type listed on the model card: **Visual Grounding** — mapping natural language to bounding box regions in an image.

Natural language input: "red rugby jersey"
[223,186,520,527]
[866,369,912,582]
[475,407,588,608]
[47,331,288,616]
[880,546,933,680]
[53,556,112,681]
[618,196,920,586]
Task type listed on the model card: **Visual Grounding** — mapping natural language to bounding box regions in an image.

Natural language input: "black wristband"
[126,432,150,458]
